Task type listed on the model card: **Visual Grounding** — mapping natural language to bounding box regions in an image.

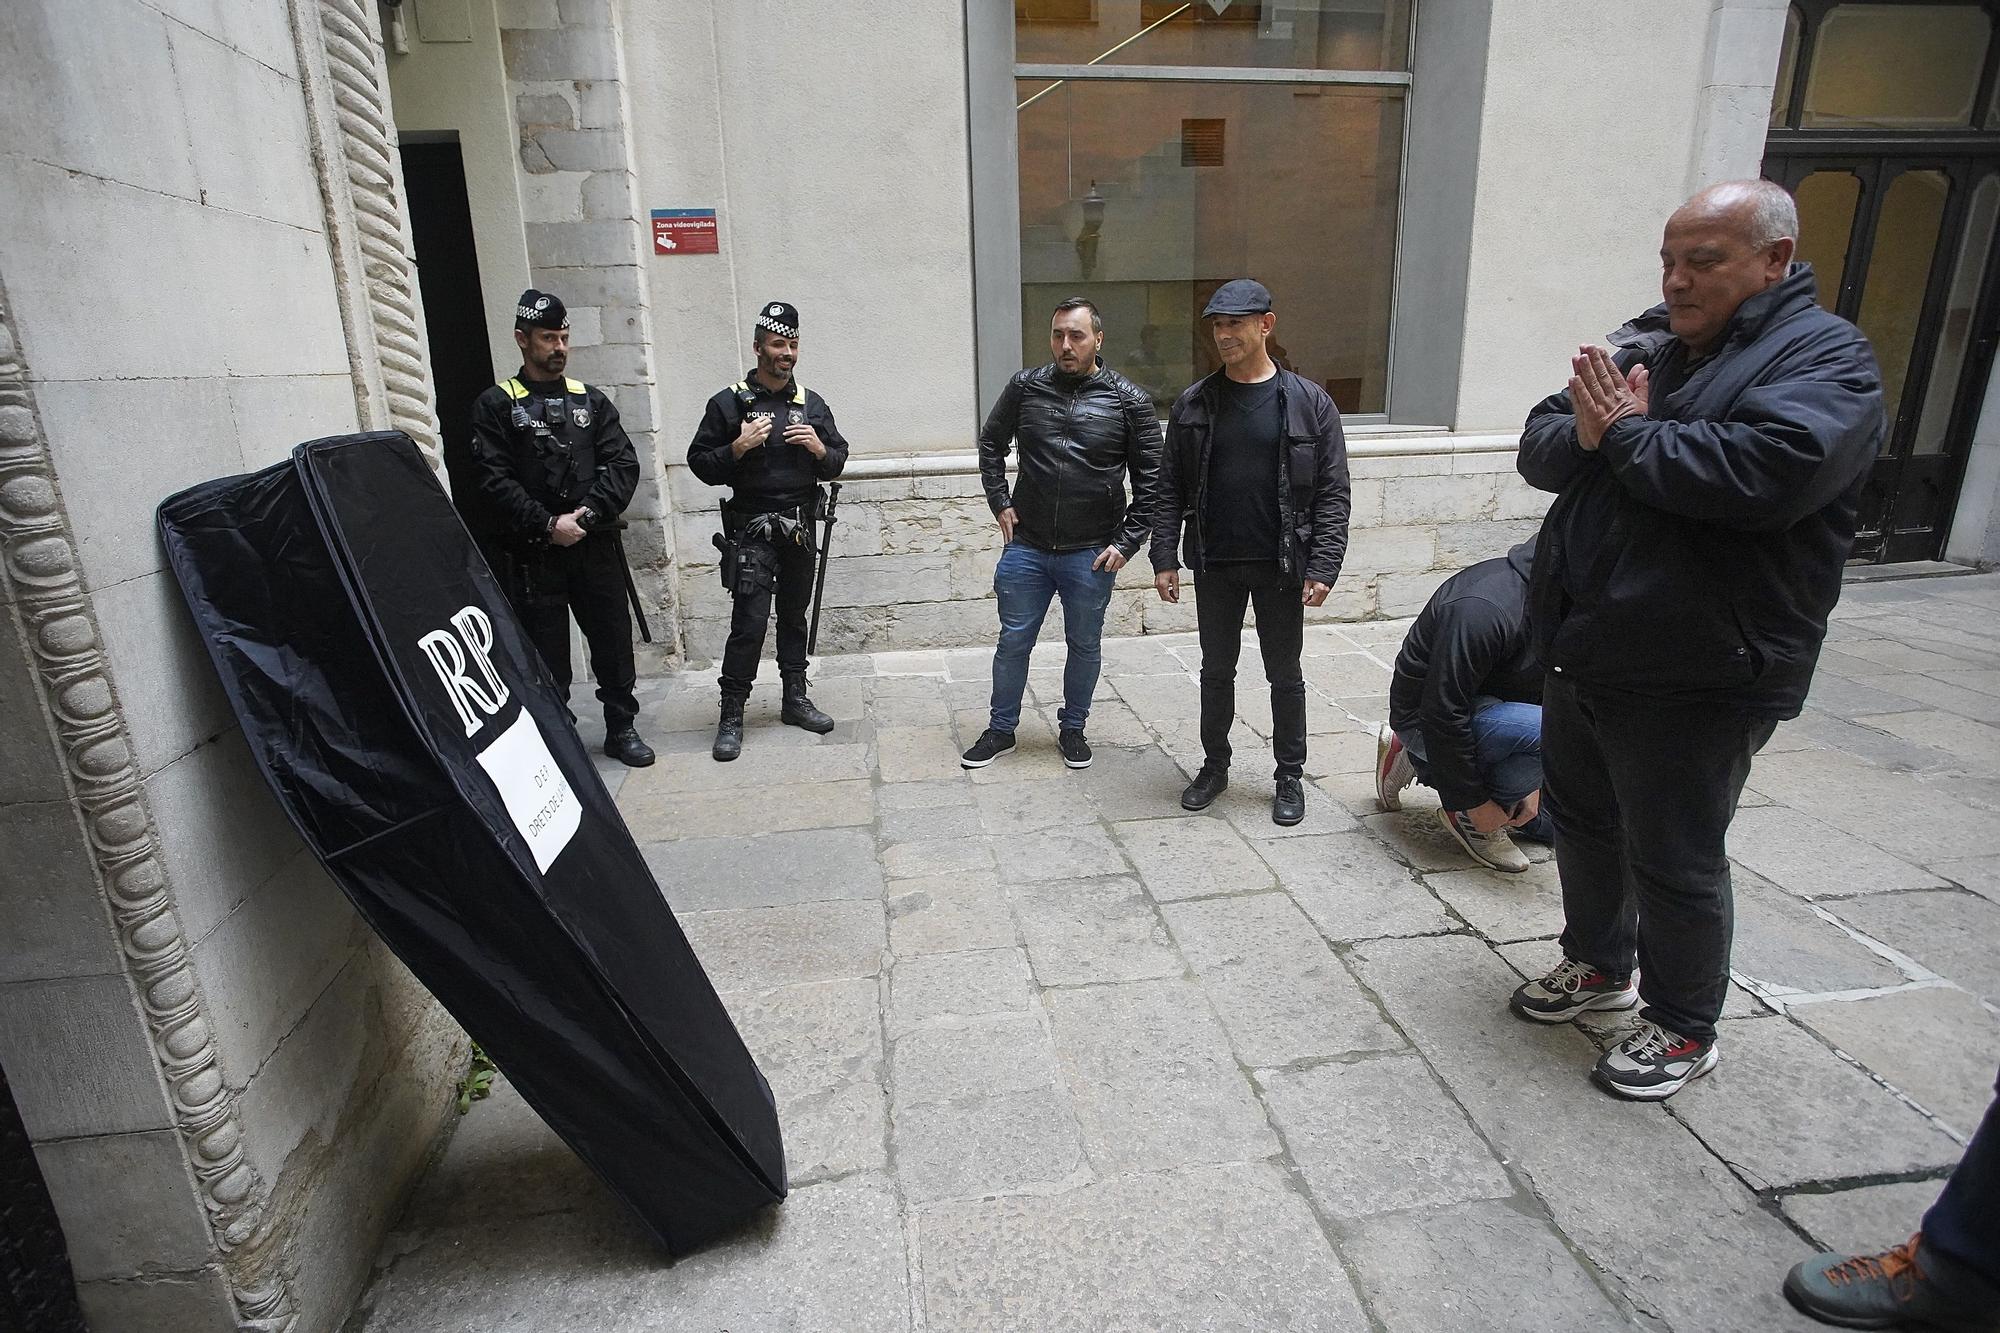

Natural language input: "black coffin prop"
[156,432,786,1255]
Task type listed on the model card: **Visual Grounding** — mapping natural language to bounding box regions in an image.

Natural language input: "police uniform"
[687,301,848,760]
[467,289,652,766]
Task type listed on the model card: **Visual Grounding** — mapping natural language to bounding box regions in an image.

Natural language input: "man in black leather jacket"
[1509,180,1884,1102]
[1151,280,1350,826]
[467,288,652,767]
[963,297,1161,772]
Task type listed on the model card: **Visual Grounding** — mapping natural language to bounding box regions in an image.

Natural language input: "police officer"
[468,288,654,767]
[687,301,848,761]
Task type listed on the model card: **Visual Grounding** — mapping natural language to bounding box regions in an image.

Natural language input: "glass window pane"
[1015,0,1412,72]
[1771,5,1802,126]
[1017,80,1402,412]
[1794,170,1862,307]
[1802,4,1991,128]
[1913,174,2000,455]
[1856,169,1951,434]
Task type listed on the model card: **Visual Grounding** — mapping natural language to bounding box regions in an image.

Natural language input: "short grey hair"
[1691,178,1799,250]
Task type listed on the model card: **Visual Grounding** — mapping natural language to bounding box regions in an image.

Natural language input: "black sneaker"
[1058,728,1092,769]
[960,728,1016,769]
[1181,765,1228,811]
[603,728,655,768]
[1784,1233,2000,1333]
[1272,775,1306,826]
[1508,956,1638,1024]
[1592,1021,1718,1101]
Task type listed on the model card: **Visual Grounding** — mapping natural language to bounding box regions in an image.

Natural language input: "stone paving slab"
[992,823,1131,883]
[892,1086,1090,1204]
[1423,862,1564,942]
[677,900,885,992]
[1779,1179,1948,1253]
[1162,892,1403,1066]
[884,871,1017,957]
[887,948,1034,1037]
[1010,876,1180,986]
[914,1162,1367,1332]
[1044,979,1279,1173]
[1258,832,1455,941]
[1791,987,2000,1137]
[1110,815,1275,901]
[643,827,884,911]
[1824,890,2000,999]
[1338,1198,1633,1332]
[1259,1053,1511,1219]
[723,978,887,1184]
[1725,805,1948,899]
[1730,874,1909,995]
[1670,1017,1964,1189]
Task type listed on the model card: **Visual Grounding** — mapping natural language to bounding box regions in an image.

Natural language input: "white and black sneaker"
[1509,956,1639,1024]
[1058,728,1093,769]
[1593,1021,1718,1101]
[1375,723,1415,811]
[960,728,1016,769]
[1438,807,1531,874]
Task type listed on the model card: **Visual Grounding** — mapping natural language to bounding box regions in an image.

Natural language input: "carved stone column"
[290,0,444,467]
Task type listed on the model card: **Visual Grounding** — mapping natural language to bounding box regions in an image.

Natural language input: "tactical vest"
[500,376,596,507]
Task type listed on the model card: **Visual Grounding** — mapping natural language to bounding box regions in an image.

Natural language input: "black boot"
[780,671,834,734]
[712,698,745,762]
[603,726,655,768]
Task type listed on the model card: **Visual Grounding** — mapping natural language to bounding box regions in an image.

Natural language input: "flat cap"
[1202,279,1272,318]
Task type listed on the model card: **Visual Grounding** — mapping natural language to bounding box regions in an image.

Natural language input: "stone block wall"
[497,0,677,670]
[667,439,1550,663]
[0,3,464,1329]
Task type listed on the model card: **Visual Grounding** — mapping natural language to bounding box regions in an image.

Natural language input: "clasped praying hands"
[1568,344,1650,451]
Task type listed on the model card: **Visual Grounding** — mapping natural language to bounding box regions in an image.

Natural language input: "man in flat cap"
[467,289,653,766]
[1152,279,1350,826]
[688,301,849,761]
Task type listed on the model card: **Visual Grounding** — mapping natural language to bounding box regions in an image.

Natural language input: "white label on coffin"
[475,710,581,872]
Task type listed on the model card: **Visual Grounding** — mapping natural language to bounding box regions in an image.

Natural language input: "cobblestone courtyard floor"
[352,572,2000,1333]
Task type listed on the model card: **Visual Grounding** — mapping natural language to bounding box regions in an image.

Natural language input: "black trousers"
[512,535,638,731]
[720,538,816,702]
[1195,561,1307,779]
[1543,673,1775,1043]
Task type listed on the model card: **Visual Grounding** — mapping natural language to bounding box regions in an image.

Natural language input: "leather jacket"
[977,362,1162,556]
[1150,367,1351,586]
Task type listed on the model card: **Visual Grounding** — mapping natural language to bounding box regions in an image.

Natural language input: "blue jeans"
[1400,699,1552,842]
[987,542,1117,734]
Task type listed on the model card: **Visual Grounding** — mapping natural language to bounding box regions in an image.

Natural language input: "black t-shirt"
[1204,373,1283,564]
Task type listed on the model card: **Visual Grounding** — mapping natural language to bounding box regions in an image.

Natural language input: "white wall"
[619,0,981,461]
[1450,2,1759,430]
[1946,353,2000,565]
[385,0,533,377]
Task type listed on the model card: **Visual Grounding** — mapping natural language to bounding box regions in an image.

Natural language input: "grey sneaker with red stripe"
[1375,722,1415,811]
[1509,956,1638,1024]
[1593,1021,1719,1101]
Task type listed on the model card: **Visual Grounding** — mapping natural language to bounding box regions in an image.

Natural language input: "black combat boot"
[712,697,745,762]
[603,726,655,767]
[780,671,834,734]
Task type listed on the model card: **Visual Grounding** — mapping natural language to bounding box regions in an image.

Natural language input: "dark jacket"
[687,374,848,512]
[1150,367,1351,586]
[978,362,1162,557]
[468,373,639,545]
[1518,264,1884,716]
[1388,539,1541,811]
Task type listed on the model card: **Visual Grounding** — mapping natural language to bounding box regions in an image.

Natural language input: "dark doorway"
[1,1061,88,1333]
[400,136,503,551]
[1764,1,2000,563]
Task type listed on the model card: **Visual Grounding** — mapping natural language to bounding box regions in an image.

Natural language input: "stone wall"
[0,3,463,1329]
[495,0,677,667]
[670,438,1551,662]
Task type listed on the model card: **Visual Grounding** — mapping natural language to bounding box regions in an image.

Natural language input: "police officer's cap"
[514,289,569,331]
[1202,279,1273,319]
[754,301,800,340]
